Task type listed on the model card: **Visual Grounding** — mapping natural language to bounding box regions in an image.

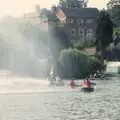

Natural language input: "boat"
[81,87,94,92]
[81,81,96,92]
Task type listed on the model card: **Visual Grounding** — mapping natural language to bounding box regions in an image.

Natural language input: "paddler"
[81,78,96,92]
[82,78,91,88]
[69,80,76,88]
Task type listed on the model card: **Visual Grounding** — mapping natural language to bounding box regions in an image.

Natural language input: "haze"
[0,0,109,17]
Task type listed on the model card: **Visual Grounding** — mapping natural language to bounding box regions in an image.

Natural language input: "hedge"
[56,48,103,79]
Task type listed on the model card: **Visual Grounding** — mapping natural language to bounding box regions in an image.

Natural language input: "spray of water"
[0,16,50,78]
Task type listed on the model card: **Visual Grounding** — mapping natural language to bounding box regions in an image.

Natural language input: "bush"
[114,28,120,35]
[74,42,85,50]
[57,48,103,79]
[84,39,96,47]
[73,39,96,50]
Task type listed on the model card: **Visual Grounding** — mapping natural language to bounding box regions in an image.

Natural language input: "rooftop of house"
[63,8,99,19]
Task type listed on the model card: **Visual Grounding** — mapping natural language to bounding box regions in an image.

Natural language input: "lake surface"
[0,77,120,120]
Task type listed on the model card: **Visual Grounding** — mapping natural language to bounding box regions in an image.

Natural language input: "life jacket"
[82,80,91,88]
[70,80,75,88]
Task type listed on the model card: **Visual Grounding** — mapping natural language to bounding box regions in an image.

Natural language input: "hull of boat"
[81,87,94,92]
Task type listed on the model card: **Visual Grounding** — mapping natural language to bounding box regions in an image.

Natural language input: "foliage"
[59,0,87,8]
[73,41,85,50]
[57,48,103,79]
[107,0,120,26]
[107,0,120,9]
[113,27,120,35]
[104,43,120,61]
[73,39,96,50]
[96,10,113,55]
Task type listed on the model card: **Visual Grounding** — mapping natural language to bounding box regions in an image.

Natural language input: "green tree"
[107,0,120,8]
[107,0,120,26]
[57,48,102,79]
[59,0,87,8]
[96,10,113,60]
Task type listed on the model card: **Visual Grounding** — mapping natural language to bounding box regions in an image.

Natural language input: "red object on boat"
[69,80,76,88]
[82,80,91,88]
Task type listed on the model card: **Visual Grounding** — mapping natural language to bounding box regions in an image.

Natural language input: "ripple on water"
[0,80,120,119]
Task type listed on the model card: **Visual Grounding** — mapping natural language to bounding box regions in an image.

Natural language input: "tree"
[59,0,88,8]
[57,48,103,78]
[107,0,120,26]
[107,0,120,9]
[96,11,113,59]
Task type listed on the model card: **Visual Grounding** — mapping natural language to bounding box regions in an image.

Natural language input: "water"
[0,76,120,120]
[0,18,50,77]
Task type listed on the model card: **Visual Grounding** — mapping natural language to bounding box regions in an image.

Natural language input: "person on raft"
[69,80,76,88]
[82,79,91,88]
[82,78,96,89]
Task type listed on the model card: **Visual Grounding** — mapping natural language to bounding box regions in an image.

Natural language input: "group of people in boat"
[48,70,104,92]
[69,78,96,92]
[69,79,91,88]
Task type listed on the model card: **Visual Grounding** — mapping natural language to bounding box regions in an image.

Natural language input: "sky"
[0,0,109,17]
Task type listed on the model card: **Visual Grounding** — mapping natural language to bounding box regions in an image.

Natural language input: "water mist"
[0,16,50,78]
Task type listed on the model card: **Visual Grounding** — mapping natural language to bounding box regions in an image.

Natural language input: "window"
[67,18,74,24]
[81,19,84,24]
[71,28,76,36]
[66,18,70,24]
[71,3,79,8]
[87,19,93,24]
[70,18,74,24]
[76,19,82,25]
[83,19,87,26]
[78,28,84,36]
[68,4,71,8]
[87,29,94,38]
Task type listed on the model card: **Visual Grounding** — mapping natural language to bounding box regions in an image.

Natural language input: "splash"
[0,16,50,77]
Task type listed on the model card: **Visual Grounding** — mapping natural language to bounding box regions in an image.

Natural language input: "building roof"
[63,8,99,19]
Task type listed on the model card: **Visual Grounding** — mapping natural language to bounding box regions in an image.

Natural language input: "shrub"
[57,48,103,79]
[73,39,96,50]
[74,42,85,50]
[114,28,120,35]
[84,39,96,47]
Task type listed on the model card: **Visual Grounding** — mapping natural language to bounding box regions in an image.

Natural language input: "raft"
[81,87,94,92]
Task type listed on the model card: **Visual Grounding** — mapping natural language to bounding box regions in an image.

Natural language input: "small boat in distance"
[69,79,96,92]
